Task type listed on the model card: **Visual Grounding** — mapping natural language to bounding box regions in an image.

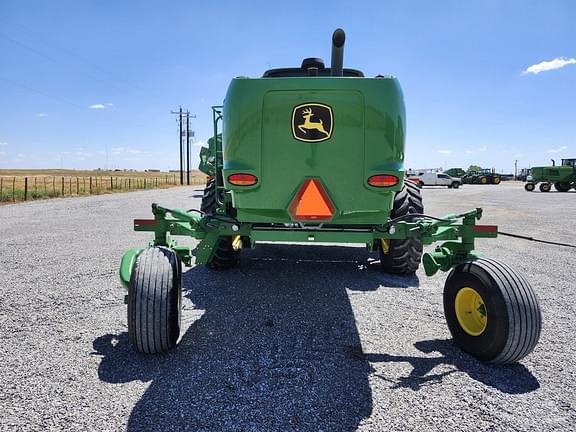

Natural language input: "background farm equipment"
[120,29,541,364]
[525,158,576,192]
[462,168,501,185]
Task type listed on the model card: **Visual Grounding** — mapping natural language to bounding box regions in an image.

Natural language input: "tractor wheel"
[207,236,241,270]
[128,247,182,354]
[443,258,541,364]
[201,177,217,214]
[480,177,488,184]
[379,180,423,274]
[554,182,571,192]
[493,177,501,185]
[524,183,535,192]
[539,183,551,192]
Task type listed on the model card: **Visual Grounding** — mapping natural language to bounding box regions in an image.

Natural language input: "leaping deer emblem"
[298,107,329,136]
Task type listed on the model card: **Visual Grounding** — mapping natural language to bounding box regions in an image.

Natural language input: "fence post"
[110,176,113,191]
[83,177,86,193]
[12,176,16,202]
[0,177,3,201]
[69,178,72,195]
[44,177,47,195]
[89,177,93,194]
[61,177,64,196]
[76,178,79,195]
[34,177,37,198]
[53,176,56,195]
[24,177,28,201]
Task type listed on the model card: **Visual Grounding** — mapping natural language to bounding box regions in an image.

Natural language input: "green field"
[0,169,206,203]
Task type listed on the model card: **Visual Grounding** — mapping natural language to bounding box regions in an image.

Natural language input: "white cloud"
[0,151,6,156]
[126,149,142,154]
[89,104,107,109]
[16,153,25,158]
[437,150,452,154]
[0,142,7,146]
[37,113,49,117]
[479,146,487,152]
[106,103,114,107]
[548,145,567,154]
[523,57,576,75]
[465,150,474,154]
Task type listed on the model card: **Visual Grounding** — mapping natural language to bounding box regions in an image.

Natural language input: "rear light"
[367,175,399,187]
[228,173,258,186]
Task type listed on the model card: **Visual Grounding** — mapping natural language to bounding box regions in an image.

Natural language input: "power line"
[0,76,84,109]
[170,108,196,185]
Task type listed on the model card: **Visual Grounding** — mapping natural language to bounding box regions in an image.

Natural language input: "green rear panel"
[531,166,574,183]
[222,77,406,224]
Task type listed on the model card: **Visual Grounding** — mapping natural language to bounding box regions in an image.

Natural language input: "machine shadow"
[364,339,540,394]
[93,245,540,430]
[97,244,401,431]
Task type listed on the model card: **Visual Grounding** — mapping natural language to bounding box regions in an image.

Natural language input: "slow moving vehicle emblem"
[292,103,333,142]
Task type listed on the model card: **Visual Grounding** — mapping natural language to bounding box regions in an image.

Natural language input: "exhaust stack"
[331,28,345,76]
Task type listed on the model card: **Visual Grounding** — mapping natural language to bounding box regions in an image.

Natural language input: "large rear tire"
[443,258,541,364]
[379,180,423,274]
[201,178,217,214]
[554,182,571,192]
[128,247,182,354]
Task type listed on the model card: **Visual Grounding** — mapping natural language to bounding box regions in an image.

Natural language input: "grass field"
[0,169,206,203]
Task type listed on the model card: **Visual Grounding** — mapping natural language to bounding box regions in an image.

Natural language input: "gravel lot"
[1,182,575,431]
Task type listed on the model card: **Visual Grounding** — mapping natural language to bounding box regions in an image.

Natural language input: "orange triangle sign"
[289,179,335,221]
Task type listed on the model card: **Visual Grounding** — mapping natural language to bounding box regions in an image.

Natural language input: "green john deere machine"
[525,158,576,192]
[462,168,501,185]
[119,30,541,364]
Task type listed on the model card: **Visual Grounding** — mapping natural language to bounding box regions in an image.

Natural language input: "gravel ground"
[1,182,575,431]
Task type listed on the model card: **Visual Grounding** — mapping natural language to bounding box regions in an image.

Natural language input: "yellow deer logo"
[298,107,329,136]
[292,103,333,143]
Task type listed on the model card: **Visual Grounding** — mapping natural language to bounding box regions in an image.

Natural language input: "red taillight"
[367,175,399,187]
[228,173,258,186]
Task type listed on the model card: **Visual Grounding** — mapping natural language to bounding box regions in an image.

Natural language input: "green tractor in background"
[462,168,501,185]
[525,158,576,192]
[119,30,541,364]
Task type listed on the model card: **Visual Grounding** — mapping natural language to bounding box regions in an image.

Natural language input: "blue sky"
[0,0,574,173]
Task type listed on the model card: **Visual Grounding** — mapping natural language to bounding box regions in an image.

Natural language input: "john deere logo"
[292,103,333,143]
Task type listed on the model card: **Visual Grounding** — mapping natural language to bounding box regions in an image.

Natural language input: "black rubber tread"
[539,183,551,192]
[200,179,241,270]
[443,258,541,364]
[379,180,424,274]
[206,236,240,270]
[493,177,501,184]
[201,178,217,214]
[128,247,181,354]
[450,182,460,189]
[554,182,571,192]
[524,183,535,192]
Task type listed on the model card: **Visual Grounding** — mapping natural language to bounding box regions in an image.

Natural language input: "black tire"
[479,177,487,184]
[451,182,460,189]
[206,236,241,270]
[493,177,501,185]
[201,178,217,214]
[524,183,535,192]
[539,183,551,192]
[443,258,541,364]
[379,180,423,274]
[128,247,182,354]
[554,182,571,192]
[200,178,242,270]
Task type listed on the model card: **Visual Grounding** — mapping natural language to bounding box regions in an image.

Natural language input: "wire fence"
[0,174,206,203]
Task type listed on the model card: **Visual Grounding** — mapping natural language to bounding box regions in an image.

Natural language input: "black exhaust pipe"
[331,28,345,76]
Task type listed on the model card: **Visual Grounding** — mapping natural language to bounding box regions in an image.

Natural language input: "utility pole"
[514,160,518,180]
[171,106,184,184]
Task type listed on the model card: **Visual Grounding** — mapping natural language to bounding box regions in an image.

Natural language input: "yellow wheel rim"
[481,177,487,184]
[381,239,390,254]
[455,287,487,336]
